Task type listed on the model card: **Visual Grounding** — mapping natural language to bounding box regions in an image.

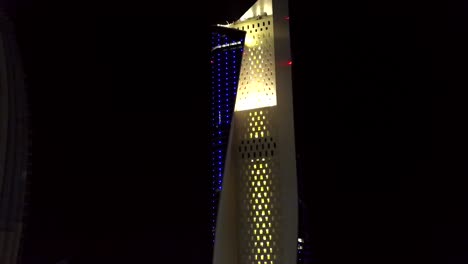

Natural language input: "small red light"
[211,60,214,64]
[284,16,290,20]
[288,61,292,65]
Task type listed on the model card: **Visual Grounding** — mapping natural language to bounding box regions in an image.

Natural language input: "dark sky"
[4,0,468,263]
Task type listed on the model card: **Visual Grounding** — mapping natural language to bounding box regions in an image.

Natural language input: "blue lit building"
[209,26,246,244]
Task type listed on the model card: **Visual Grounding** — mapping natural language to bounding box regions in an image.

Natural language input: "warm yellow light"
[245,35,255,47]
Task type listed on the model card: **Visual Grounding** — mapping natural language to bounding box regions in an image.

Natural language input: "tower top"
[238,0,273,21]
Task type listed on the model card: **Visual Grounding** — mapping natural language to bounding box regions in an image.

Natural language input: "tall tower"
[0,12,30,264]
[212,0,298,263]
[209,26,246,244]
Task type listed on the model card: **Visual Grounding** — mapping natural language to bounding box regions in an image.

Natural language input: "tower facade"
[210,26,246,243]
[0,12,30,264]
[212,0,298,263]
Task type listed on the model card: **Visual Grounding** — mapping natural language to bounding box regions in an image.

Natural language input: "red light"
[284,16,290,20]
[211,60,214,64]
[288,61,292,65]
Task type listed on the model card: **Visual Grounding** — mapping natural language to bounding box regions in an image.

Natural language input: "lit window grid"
[239,109,279,264]
[246,158,277,264]
[210,31,244,241]
[246,110,270,139]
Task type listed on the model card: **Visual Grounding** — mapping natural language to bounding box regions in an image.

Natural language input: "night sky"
[4,0,468,263]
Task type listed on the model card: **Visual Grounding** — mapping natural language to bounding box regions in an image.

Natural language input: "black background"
[4,0,468,263]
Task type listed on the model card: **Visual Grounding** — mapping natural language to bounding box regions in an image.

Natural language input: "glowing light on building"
[212,0,298,263]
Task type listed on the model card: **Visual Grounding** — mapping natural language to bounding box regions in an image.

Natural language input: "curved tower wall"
[213,0,298,263]
[0,13,29,264]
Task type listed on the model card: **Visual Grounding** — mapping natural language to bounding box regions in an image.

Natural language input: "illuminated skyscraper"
[209,26,246,243]
[0,12,31,264]
[211,0,299,263]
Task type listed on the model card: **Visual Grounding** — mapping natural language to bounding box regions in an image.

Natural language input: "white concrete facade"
[213,0,298,263]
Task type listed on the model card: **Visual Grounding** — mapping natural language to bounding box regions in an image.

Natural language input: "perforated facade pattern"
[213,0,298,264]
[237,109,280,264]
[233,18,277,112]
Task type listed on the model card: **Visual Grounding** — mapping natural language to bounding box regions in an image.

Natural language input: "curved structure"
[212,0,298,263]
[0,11,30,264]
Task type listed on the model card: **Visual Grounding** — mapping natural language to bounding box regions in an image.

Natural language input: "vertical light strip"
[210,29,244,244]
[239,109,278,264]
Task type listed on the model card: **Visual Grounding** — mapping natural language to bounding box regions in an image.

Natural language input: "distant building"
[0,11,31,264]
[209,26,246,245]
